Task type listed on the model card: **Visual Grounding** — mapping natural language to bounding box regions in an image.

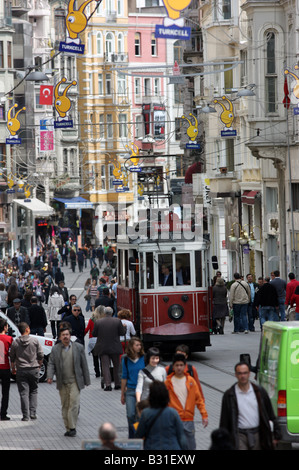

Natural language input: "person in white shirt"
[118,309,136,353]
[219,362,281,450]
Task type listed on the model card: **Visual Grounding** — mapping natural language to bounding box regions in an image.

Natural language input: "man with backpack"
[165,344,205,401]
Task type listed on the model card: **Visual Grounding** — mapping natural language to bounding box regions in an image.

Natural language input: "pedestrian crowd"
[212,269,299,335]
[0,250,293,451]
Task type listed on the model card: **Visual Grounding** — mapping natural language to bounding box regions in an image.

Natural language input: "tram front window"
[175,254,190,285]
[158,254,173,286]
[158,253,190,287]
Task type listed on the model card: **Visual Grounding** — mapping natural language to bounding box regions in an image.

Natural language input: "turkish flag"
[39,85,54,105]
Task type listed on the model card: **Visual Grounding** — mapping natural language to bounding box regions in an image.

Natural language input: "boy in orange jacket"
[165,353,208,450]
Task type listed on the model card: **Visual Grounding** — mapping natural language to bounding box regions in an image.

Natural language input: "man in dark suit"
[95,288,114,310]
[160,264,173,286]
[7,298,30,327]
[92,307,126,391]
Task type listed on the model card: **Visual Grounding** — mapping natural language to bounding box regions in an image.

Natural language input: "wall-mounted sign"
[54,78,77,128]
[6,104,26,144]
[182,113,201,148]
[213,96,237,137]
[59,0,95,54]
[284,65,299,114]
[155,0,191,40]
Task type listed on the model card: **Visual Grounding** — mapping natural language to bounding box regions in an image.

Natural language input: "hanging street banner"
[213,96,237,137]
[6,104,26,144]
[284,65,299,115]
[54,77,76,128]
[59,0,97,54]
[181,113,201,148]
[39,85,54,105]
[40,119,55,152]
[155,0,192,40]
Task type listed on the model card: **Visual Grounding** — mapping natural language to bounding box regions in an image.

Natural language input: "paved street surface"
[0,263,264,452]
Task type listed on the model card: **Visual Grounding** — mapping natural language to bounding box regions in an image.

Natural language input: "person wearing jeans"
[270,271,286,321]
[121,337,145,438]
[229,273,251,333]
[254,277,279,328]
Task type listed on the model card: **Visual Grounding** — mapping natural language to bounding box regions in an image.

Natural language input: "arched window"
[265,31,277,113]
[105,32,114,55]
[117,32,124,54]
[97,32,103,55]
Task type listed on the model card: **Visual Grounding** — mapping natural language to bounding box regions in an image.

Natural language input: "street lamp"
[248,225,261,247]
[236,84,256,97]
[25,67,50,82]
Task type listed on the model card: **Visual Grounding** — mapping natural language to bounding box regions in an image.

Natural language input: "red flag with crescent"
[39,85,54,105]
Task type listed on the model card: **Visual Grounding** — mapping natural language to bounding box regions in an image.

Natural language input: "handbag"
[84,294,91,301]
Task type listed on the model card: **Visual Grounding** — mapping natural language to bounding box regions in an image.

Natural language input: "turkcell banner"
[155,24,191,40]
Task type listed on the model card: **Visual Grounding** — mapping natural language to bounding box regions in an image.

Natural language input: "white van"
[0,310,54,382]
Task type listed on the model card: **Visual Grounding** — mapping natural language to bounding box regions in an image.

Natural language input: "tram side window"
[175,253,190,285]
[158,254,173,286]
[146,253,154,289]
[195,251,202,287]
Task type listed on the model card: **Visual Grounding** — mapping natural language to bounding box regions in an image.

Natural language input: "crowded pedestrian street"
[0,250,287,452]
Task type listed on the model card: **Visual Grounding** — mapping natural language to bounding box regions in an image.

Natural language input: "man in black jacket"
[94,288,114,311]
[28,296,48,336]
[7,299,30,327]
[219,362,281,450]
[254,276,279,327]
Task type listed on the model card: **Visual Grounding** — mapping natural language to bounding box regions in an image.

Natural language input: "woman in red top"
[291,285,299,321]
[84,305,105,377]
[0,318,13,420]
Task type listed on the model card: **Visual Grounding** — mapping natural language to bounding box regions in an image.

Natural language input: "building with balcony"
[77,0,134,244]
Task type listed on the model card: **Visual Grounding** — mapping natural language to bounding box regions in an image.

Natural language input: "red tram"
[116,216,213,353]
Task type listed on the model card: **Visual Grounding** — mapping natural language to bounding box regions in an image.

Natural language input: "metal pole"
[286,107,297,277]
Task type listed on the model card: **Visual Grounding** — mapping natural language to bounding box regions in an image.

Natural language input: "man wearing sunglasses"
[63,305,85,345]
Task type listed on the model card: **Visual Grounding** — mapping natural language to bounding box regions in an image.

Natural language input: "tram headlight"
[168,304,184,321]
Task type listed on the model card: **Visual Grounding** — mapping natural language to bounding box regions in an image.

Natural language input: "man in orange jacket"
[165,353,208,450]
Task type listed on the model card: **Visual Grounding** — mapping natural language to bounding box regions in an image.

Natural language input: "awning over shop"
[54,197,94,209]
[241,190,259,205]
[13,198,54,217]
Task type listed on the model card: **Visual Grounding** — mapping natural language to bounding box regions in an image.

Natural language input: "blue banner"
[155,24,191,40]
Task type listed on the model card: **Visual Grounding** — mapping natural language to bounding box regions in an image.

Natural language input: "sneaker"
[64,429,76,437]
[232,331,239,334]
[244,330,249,334]
[1,416,10,421]
[22,417,29,421]
[30,415,37,420]
[104,385,112,391]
